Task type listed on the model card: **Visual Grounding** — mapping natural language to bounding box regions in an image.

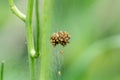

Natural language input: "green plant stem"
[8,0,38,80]
[35,0,40,57]
[40,0,53,80]
[8,0,26,22]
[26,0,36,80]
[39,0,48,79]
[0,61,4,80]
[29,57,35,80]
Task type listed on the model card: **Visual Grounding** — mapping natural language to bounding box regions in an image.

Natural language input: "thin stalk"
[8,0,26,22]
[26,0,36,80]
[39,0,48,79]
[29,57,35,80]
[8,0,38,80]
[35,0,40,57]
[0,61,4,80]
[39,0,53,80]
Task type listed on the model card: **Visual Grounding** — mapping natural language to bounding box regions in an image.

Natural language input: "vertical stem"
[26,0,35,80]
[9,0,38,80]
[35,0,40,57]
[0,61,4,80]
[29,57,35,80]
[40,0,53,80]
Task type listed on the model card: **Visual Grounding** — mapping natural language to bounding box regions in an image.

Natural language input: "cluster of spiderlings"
[50,31,70,47]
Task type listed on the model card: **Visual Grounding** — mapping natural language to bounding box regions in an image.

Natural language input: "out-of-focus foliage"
[1,0,120,80]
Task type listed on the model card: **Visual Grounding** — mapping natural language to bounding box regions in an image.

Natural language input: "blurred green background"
[1,0,120,80]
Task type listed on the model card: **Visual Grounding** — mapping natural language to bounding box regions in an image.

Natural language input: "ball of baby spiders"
[50,31,71,47]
